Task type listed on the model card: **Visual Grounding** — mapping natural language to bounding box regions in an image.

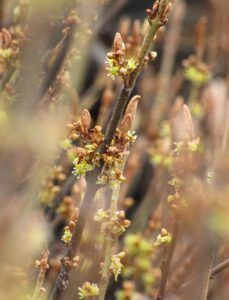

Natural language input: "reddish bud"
[81,109,91,131]
[114,32,124,52]
[120,114,132,135]
[125,95,140,122]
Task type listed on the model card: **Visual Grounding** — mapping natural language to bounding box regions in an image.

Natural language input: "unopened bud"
[81,109,91,131]
[120,114,132,135]
[161,228,168,236]
[125,95,140,122]
[114,32,124,52]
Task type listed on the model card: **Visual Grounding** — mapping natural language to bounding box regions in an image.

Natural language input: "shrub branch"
[49,2,171,299]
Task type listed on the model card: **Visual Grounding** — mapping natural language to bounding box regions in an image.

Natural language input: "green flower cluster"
[122,234,154,278]
[110,252,125,281]
[61,227,72,244]
[0,48,13,60]
[174,137,200,155]
[73,157,95,178]
[106,57,137,80]
[185,66,210,86]
[94,209,131,237]
[153,228,172,247]
[78,282,99,299]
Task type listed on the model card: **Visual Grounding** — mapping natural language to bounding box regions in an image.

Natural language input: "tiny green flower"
[187,138,199,152]
[126,58,137,71]
[191,102,204,118]
[174,141,185,155]
[207,170,214,185]
[160,122,171,138]
[154,228,172,247]
[61,228,72,244]
[106,58,120,79]
[73,158,95,177]
[60,139,72,150]
[78,282,99,299]
[168,177,183,188]
[94,209,109,222]
[0,48,13,60]
[185,66,210,86]
[110,252,125,281]
[142,271,155,287]
[127,131,137,143]
[151,153,163,165]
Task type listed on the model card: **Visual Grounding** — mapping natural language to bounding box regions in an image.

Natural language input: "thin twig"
[155,219,180,300]
[199,251,214,300]
[210,258,229,279]
[99,179,121,300]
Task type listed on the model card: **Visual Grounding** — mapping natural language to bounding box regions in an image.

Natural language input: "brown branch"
[49,2,171,300]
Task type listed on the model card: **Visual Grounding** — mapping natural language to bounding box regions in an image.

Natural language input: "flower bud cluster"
[62,255,80,270]
[153,228,172,247]
[67,109,104,177]
[106,32,137,86]
[146,0,172,26]
[183,55,211,86]
[35,245,50,272]
[78,282,100,299]
[0,27,20,76]
[110,252,125,281]
[94,209,131,237]
[61,208,79,244]
[98,96,139,187]
[39,165,66,205]
[121,234,158,291]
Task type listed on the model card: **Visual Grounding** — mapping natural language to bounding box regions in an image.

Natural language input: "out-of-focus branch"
[151,0,186,126]
[155,220,180,300]
[210,258,229,279]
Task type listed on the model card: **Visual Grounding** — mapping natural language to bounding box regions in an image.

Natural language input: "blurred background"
[0,0,228,299]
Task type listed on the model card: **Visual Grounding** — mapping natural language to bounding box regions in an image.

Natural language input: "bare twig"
[155,219,180,300]
[199,251,214,300]
[98,177,121,300]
